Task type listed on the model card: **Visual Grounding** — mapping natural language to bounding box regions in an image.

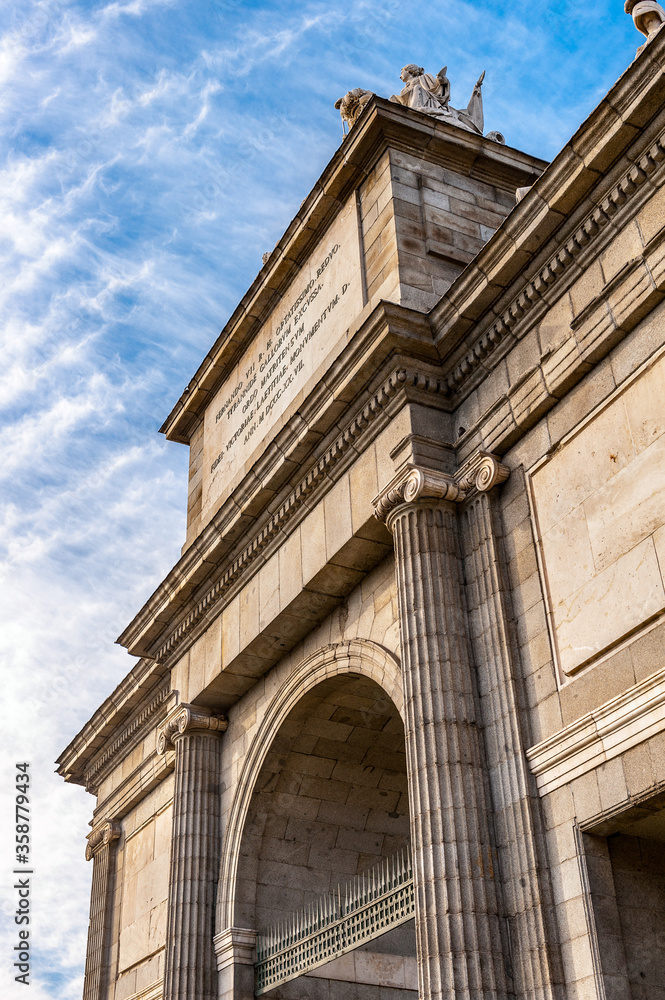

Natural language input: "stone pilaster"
[462,491,562,999]
[83,821,121,1000]
[158,704,227,1000]
[373,454,509,1000]
[213,926,257,1000]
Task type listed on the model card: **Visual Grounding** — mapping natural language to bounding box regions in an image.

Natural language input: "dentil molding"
[156,703,227,754]
[444,126,665,396]
[372,450,509,522]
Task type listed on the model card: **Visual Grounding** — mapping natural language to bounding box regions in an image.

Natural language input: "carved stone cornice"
[527,665,665,796]
[85,821,121,861]
[372,451,509,523]
[441,125,665,398]
[84,681,170,792]
[156,704,227,754]
[149,366,446,665]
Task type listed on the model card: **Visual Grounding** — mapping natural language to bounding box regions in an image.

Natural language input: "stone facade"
[58,25,665,1000]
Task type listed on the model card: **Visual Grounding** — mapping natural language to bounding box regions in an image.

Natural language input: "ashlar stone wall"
[113,778,174,1000]
[475,214,665,1000]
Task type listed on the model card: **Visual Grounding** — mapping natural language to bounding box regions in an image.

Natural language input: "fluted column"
[158,704,227,1000]
[463,491,562,999]
[373,455,509,1000]
[83,822,121,1000]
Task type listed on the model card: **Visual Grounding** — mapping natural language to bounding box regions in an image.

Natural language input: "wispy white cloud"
[101,0,175,20]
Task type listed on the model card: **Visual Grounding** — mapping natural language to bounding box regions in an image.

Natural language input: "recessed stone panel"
[530,349,665,676]
[118,803,172,973]
[202,198,363,520]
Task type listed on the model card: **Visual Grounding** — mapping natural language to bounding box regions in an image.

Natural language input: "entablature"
[56,668,172,790]
[118,302,443,661]
[430,32,665,405]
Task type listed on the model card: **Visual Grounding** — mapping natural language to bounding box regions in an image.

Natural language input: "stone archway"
[217,640,404,932]
[215,640,416,998]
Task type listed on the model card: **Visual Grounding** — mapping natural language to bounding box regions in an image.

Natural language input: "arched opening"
[235,671,417,997]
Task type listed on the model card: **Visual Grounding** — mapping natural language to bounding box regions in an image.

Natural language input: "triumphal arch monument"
[59,6,665,999]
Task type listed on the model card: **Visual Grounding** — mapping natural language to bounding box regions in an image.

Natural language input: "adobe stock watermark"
[12,762,32,986]
[347,0,401,54]
[191,110,298,214]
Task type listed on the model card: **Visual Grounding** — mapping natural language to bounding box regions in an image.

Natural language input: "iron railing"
[255,847,414,994]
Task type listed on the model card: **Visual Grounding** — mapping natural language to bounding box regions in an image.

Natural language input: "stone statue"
[390,64,486,136]
[389,64,452,117]
[334,88,374,132]
[625,0,665,55]
[335,63,504,143]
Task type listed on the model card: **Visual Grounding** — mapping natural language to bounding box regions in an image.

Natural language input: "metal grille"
[255,847,414,995]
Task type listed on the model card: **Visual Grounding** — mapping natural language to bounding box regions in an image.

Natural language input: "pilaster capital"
[372,450,509,524]
[156,703,228,754]
[456,449,510,497]
[85,821,121,861]
[213,927,257,971]
[373,465,461,522]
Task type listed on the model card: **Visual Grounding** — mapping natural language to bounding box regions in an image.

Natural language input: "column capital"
[85,821,121,861]
[157,703,227,754]
[372,450,509,523]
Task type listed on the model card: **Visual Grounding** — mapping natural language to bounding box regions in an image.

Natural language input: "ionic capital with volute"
[85,821,121,861]
[157,703,227,754]
[372,449,509,525]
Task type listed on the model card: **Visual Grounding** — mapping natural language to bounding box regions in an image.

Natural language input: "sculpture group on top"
[335,63,505,144]
[625,0,665,54]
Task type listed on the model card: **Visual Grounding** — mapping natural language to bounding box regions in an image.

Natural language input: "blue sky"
[0,1,641,996]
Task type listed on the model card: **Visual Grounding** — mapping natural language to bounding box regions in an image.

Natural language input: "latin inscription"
[202,199,363,520]
[210,245,346,472]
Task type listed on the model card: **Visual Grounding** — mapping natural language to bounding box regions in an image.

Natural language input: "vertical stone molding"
[83,822,121,1000]
[463,492,562,999]
[374,458,509,1000]
[157,704,227,1000]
